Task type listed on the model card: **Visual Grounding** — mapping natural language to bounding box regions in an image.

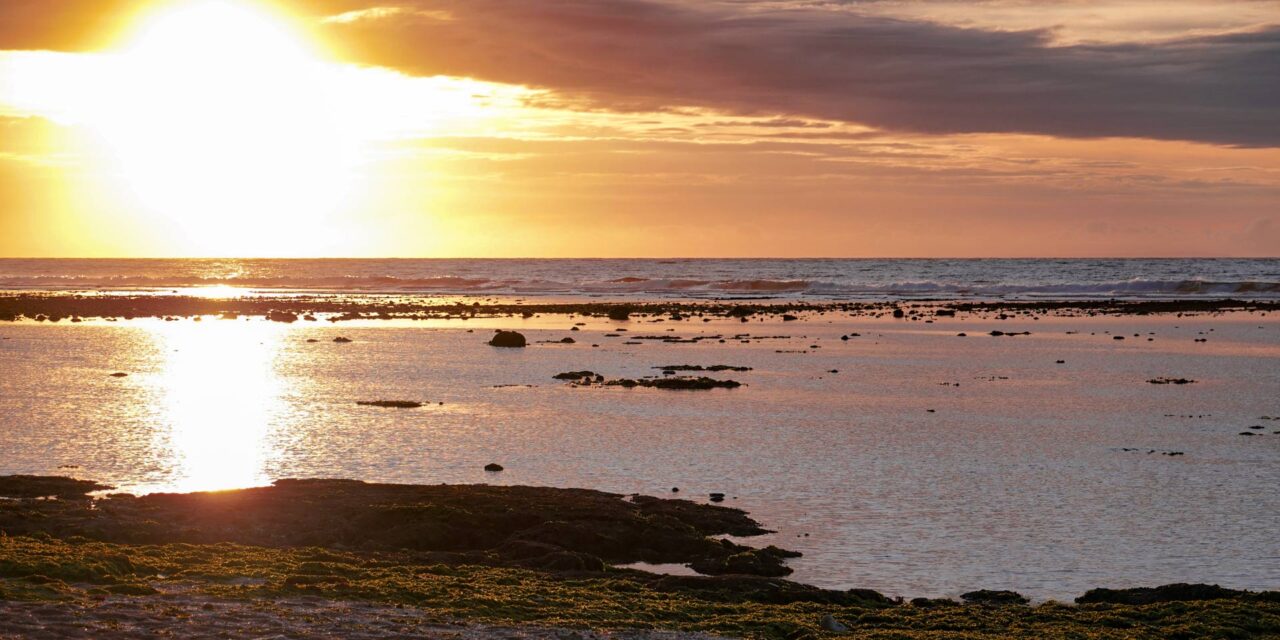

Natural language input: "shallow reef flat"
[1,476,1278,639]
[1,293,1278,324]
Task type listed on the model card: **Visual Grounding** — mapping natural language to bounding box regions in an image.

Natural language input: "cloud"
[2,0,1277,146]
[317,0,1280,147]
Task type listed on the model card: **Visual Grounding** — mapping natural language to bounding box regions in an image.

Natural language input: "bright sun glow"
[99,1,356,254]
[0,0,533,256]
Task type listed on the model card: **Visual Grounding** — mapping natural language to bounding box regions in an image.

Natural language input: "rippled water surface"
[1,311,1278,600]
[1,257,1278,298]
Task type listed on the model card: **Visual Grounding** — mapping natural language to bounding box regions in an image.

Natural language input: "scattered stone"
[333,337,353,343]
[356,400,423,409]
[489,330,527,348]
[709,493,725,502]
[560,337,576,343]
[819,614,849,633]
[109,372,128,378]
[1148,377,1196,385]
[484,463,505,472]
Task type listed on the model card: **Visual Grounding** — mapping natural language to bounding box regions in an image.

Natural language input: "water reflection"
[146,319,288,492]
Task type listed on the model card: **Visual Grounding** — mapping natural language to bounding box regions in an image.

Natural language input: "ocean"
[1,257,1277,299]
[1,258,1277,600]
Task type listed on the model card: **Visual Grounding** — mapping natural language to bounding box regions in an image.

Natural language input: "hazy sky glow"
[1,0,1277,257]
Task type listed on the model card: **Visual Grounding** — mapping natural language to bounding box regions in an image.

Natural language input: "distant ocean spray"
[1,258,1278,300]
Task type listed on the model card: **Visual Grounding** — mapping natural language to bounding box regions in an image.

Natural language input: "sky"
[0,0,1277,257]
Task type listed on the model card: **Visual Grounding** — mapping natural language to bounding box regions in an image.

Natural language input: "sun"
[90,0,360,255]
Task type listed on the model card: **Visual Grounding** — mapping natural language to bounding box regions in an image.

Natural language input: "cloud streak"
[317,0,1280,146]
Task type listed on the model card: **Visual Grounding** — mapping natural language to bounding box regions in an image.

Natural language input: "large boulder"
[488,330,527,348]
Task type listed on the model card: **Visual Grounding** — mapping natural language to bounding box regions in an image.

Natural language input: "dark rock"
[607,377,741,390]
[910,597,959,608]
[1148,377,1196,385]
[782,315,799,321]
[607,307,634,321]
[961,590,1028,605]
[553,371,599,381]
[709,493,726,502]
[484,463,505,472]
[356,400,423,408]
[109,372,128,378]
[333,337,353,343]
[560,337,576,343]
[1075,583,1254,605]
[489,330,527,348]
[653,365,752,372]
[0,475,113,499]
[690,544,800,577]
[892,308,905,318]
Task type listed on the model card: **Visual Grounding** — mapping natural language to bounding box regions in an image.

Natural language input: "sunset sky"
[1,0,1277,257]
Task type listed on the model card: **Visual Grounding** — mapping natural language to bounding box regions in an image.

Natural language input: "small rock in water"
[1148,377,1196,385]
[333,336,353,343]
[356,400,422,408]
[489,330,527,348]
[484,463,504,472]
[109,372,128,378]
[709,492,725,502]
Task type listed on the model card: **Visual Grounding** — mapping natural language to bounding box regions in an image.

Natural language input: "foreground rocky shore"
[1,476,1277,639]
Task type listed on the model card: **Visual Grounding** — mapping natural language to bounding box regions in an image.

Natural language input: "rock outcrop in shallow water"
[356,400,423,408]
[0,476,788,577]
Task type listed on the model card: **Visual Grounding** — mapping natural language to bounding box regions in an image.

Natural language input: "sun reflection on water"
[145,319,289,492]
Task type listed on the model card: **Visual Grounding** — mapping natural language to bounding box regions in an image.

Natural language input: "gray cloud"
[318,0,1279,146]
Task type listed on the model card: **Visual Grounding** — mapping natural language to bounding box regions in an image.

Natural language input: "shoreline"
[1,476,1278,638]
[2,292,1278,324]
